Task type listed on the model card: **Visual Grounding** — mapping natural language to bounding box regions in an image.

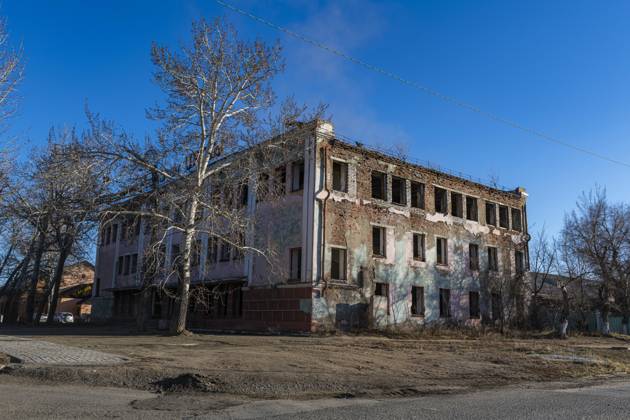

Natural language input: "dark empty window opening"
[240,184,249,207]
[499,205,509,229]
[436,237,448,266]
[434,187,447,214]
[123,255,130,275]
[439,288,451,318]
[375,282,389,297]
[488,247,498,271]
[219,241,231,262]
[412,233,426,261]
[332,160,348,192]
[469,244,480,271]
[486,202,497,226]
[451,192,463,217]
[131,253,138,274]
[371,171,387,200]
[274,165,286,195]
[330,247,347,281]
[411,286,425,316]
[207,236,217,266]
[492,292,502,320]
[511,208,522,231]
[466,196,478,221]
[469,291,480,319]
[372,226,386,258]
[391,176,406,205]
[291,161,305,192]
[289,247,302,281]
[410,182,425,209]
[515,250,525,274]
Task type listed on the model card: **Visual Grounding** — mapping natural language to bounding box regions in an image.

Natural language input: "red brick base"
[188,286,312,333]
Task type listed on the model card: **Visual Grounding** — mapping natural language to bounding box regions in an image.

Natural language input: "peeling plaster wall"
[312,140,529,331]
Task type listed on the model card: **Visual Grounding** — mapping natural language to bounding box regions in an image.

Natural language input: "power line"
[216,0,630,169]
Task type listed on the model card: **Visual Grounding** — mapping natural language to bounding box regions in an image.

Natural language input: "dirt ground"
[2,326,630,401]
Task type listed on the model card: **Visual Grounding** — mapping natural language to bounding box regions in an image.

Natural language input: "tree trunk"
[601,305,611,336]
[169,197,198,335]
[46,247,70,324]
[558,286,570,339]
[26,226,47,324]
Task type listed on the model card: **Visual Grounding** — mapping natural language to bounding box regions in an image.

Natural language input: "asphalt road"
[1,376,629,419]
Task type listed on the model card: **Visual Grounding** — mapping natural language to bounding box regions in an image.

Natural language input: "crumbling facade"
[92,120,529,332]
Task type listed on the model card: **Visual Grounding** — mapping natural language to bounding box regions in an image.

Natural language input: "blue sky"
[4,0,630,238]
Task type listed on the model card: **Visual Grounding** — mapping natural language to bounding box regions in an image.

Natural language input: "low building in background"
[91,121,530,332]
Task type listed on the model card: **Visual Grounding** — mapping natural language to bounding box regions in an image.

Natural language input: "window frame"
[412,233,426,262]
[371,171,387,200]
[436,237,448,266]
[450,192,463,218]
[469,243,480,271]
[469,291,480,319]
[466,196,478,221]
[289,247,302,281]
[330,247,347,281]
[331,160,348,193]
[411,286,425,317]
[488,246,498,271]
[499,205,509,229]
[372,225,387,258]
[434,187,448,214]
[410,181,425,209]
[291,161,305,192]
[511,208,522,232]
[439,288,451,318]
[485,202,497,226]
[391,176,407,206]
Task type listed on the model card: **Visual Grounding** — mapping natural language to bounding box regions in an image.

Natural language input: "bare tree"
[554,234,589,338]
[528,227,556,329]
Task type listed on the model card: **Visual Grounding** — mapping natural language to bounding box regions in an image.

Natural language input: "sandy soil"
[2,326,630,400]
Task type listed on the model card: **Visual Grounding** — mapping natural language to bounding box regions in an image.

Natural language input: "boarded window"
[330,247,347,281]
[289,247,302,280]
[436,237,448,265]
[439,288,451,318]
[469,291,480,319]
[412,233,426,261]
[451,192,463,217]
[469,244,479,271]
[371,171,386,200]
[486,202,497,226]
[411,286,425,316]
[511,208,522,231]
[372,226,386,257]
[488,246,498,271]
[434,187,447,214]
[391,176,406,205]
[466,196,478,221]
[410,182,425,209]
[332,161,348,192]
[291,161,305,191]
[375,282,389,297]
[499,205,509,229]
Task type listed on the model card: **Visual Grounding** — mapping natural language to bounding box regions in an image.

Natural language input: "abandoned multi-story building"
[91,120,530,332]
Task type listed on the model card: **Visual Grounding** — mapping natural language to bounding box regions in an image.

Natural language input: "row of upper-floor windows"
[330,161,523,232]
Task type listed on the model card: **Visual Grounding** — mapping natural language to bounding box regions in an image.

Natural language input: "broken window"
[274,165,286,195]
[239,184,249,207]
[291,161,305,191]
[511,208,522,231]
[375,282,388,297]
[330,247,347,281]
[191,239,202,266]
[219,240,231,262]
[411,286,425,316]
[372,226,386,257]
[332,160,348,192]
[289,247,302,281]
[488,246,498,271]
[499,205,509,229]
[515,250,525,274]
[371,171,387,200]
[469,291,480,319]
[469,243,480,271]
[412,233,426,261]
[492,292,502,320]
[434,187,447,214]
[117,256,123,275]
[207,236,217,266]
[466,196,478,221]
[451,192,463,217]
[439,288,451,318]
[436,237,448,265]
[410,181,425,209]
[485,202,497,226]
[391,176,406,205]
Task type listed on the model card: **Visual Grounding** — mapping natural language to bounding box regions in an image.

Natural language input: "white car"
[54,312,74,324]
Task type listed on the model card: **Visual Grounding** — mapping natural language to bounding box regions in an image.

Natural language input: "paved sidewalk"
[0,335,127,365]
